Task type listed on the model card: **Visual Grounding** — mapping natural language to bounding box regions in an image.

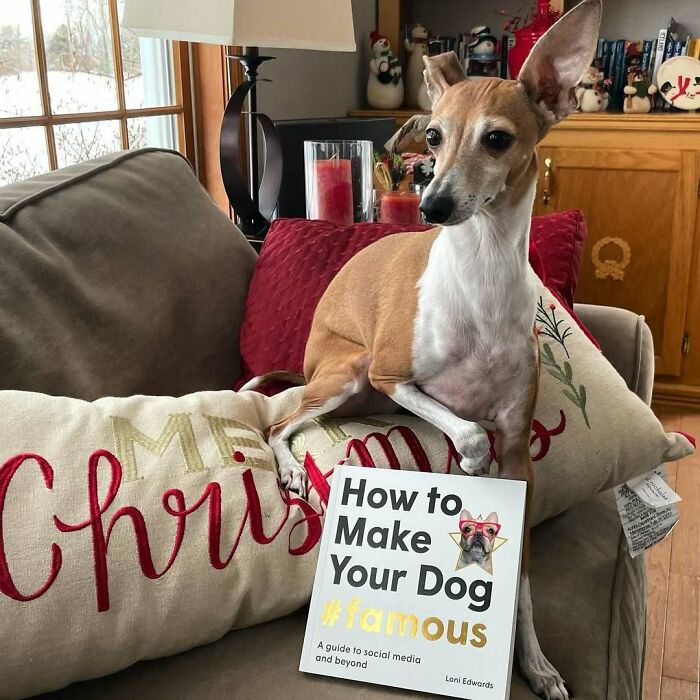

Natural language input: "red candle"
[379,191,421,224]
[314,159,353,225]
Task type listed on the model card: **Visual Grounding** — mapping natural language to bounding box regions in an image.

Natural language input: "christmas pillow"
[235,213,588,393]
[0,388,315,698]
[288,280,694,526]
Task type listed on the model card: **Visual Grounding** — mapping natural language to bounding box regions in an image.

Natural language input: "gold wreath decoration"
[591,237,631,281]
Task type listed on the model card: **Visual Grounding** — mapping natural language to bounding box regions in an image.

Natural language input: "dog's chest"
[411,245,537,421]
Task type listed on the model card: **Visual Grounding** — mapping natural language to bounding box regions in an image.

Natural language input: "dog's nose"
[420,195,453,224]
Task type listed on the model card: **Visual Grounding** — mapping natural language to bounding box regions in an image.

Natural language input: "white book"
[652,28,668,86]
[300,465,527,700]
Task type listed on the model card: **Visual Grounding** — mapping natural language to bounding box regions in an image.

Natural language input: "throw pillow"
[0,388,317,698]
[236,212,588,391]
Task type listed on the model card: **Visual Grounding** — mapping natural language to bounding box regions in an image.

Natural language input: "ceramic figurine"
[404,23,429,107]
[623,45,656,113]
[575,60,610,112]
[656,56,700,111]
[367,31,404,109]
[467,27,499,78]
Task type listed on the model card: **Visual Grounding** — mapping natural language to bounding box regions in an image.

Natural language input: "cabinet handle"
[542,157,553,206]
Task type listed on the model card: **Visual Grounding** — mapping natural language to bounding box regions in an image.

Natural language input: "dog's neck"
[424,161,538,336]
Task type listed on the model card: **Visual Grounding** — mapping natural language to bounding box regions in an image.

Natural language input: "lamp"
[123,0,356,239]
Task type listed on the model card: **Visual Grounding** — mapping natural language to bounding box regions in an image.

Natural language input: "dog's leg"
[496,414,569,700]
[380,382,490,474]
[269,353,369,497]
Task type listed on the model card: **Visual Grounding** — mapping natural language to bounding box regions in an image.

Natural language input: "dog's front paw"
[277,457,308,498]
[519,652,570,700]
[453,425,491,476]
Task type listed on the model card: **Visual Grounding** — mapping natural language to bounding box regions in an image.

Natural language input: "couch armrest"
[573,303,654,406]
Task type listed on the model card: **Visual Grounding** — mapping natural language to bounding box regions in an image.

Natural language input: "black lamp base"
[219,48,283,239]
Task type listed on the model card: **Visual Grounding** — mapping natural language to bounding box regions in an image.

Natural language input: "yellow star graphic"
[449,529,507,574]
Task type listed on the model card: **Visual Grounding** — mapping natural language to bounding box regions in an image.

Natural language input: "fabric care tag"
[300,465,527,700]
[615,465,680,558]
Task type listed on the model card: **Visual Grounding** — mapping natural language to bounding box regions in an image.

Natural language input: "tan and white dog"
[243,1,601,696]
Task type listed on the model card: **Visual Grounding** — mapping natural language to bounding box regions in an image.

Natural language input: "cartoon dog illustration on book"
[457,510,500,574]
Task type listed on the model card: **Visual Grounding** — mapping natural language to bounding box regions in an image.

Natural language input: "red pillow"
[236,213,589,391]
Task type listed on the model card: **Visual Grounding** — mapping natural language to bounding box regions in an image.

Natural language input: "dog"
[457,510,499,573]
[242,2,601,696]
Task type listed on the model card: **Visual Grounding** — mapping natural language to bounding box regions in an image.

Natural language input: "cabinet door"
[535,147,697,377]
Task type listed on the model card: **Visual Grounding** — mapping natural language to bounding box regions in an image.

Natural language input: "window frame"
[0,0,195,171]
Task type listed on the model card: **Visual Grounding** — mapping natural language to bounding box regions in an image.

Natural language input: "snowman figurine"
[367,31,404,109]
[623,45,656,113]
[575,60,609,112]
[404,23,429,107]
[467,27,499,78]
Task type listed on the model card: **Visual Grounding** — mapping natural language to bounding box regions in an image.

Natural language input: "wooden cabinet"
[534,143,698,377]
[536,114,700,405]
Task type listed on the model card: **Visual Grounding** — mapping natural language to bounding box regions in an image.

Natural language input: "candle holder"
[378,189,422,224]
[304,141,373,226]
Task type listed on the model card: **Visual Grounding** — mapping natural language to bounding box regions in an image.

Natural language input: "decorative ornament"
[575,59,611,112]
[404,24,429,108]
[367,31,404,109]
[467,26,499,78]
[656,56,700,111]
[591,237,631,281]
[506,0,561,79]
[623,44,657,113]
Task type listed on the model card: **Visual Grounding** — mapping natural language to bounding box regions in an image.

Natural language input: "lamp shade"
[122,0,356,51]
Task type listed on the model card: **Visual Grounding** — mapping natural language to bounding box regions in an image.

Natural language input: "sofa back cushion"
[0,149,256,399]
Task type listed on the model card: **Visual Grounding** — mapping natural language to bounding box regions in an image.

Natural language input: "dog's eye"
[425,128,442,148]
[482,130,512,152]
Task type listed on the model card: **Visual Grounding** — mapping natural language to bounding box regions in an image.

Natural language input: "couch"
[0,150,649,699]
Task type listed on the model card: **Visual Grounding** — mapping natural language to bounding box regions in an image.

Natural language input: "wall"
[256,0,375,120]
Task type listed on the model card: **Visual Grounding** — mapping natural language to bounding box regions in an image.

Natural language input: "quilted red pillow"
[236,212,588,391]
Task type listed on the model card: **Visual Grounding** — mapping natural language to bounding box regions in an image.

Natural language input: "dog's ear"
[423,51,467,107]
[518,0,602,126]
[486,512,498,524]
[460,509,472,520]
[385,114,431,154]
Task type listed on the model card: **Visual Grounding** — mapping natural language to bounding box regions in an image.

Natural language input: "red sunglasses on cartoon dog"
[459,518,501,539]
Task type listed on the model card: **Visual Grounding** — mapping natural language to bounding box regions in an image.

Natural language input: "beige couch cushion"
[38,489,644,700]
[0,149,256,399]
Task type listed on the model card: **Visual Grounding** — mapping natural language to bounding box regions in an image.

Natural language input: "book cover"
[300,465,527,700]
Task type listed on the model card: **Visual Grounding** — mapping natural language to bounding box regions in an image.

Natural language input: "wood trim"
[107,0,129,148]
[191,43,230,212]
[653,382,700,410]
[173,42,196,164]
[0,105,184,129]
[29,0,57,169]
[377,0,401,58]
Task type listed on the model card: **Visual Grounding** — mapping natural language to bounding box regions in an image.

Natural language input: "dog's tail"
[238,371,306,392]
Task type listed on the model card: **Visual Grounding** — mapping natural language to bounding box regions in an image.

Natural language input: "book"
[641,39,653,72]
[651,27,668,86]
[597,37,606,59]
[300,465,527,700]
[609,39,626,110]
[691,38,700,60]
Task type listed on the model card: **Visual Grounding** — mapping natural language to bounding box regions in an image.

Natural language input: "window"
[0,0,193,186]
